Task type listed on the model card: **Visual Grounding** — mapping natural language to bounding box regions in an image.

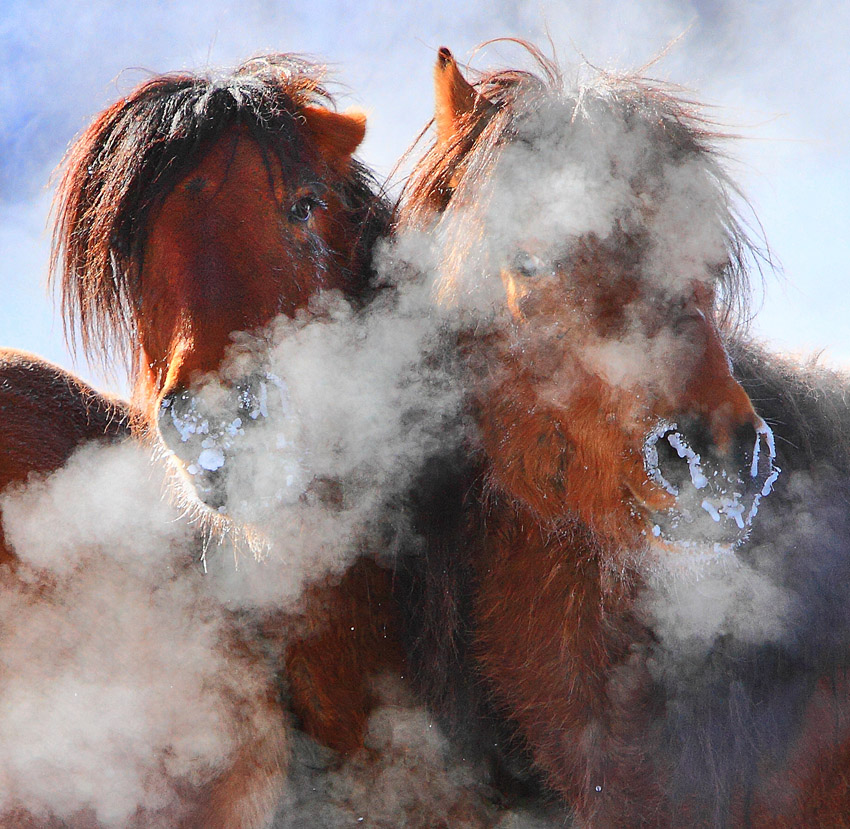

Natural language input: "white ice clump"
[700,499,721,522]
[643,420,680,496]
[197,447,225,472]
[719,496,746,530]
[666,431,708,490]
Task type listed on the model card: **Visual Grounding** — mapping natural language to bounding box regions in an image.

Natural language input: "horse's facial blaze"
[497,257,778,555]
[139,120,365,511]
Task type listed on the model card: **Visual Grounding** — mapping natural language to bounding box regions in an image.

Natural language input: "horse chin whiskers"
[150,446,269,566]
[641,535,741,583]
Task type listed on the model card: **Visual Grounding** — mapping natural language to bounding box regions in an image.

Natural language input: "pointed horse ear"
[434,46,495,149]
[301,106,367,170]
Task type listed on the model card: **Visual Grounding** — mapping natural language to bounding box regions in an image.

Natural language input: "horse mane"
[399,41,758,327]
[51,54,390,378]
[730,337,850,474]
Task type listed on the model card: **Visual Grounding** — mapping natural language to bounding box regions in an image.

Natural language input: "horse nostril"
[643,414,780,545]
[644,420,709,497]
[157,388,203,454]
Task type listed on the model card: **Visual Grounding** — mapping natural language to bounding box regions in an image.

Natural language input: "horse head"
[53,55,389,514]
[404,47,778,571]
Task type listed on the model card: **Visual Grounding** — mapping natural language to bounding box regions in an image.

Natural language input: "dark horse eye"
[290,195,325,222]
[513,250,546,278]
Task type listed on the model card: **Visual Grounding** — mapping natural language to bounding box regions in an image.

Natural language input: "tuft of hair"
[51,54,389,382]
[729,336,850,472]
[399,40,762,328]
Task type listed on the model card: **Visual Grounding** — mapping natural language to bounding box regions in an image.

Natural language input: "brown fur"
[395,44,850,826]
[44,54,411,824]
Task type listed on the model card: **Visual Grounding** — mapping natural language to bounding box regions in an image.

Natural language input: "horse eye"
[514,250,546,278]
[289,195,324,222]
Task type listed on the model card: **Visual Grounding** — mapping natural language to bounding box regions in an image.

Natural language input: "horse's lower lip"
[644,506,749,550]
[644,533,738,576]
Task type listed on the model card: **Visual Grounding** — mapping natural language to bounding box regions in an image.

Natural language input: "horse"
[394,45,850,827]
[0,54,426,827]
[0,352,294,829]
[47,50,526,828]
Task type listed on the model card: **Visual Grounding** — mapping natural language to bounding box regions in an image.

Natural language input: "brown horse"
[0,55,423,826]
[0,353,293,829]
[0,349,129,568]
[51,53,586,827]
[395,46,850,827]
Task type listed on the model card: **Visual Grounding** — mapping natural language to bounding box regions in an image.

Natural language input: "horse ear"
[434,47,495,149]
[301,106,367,169]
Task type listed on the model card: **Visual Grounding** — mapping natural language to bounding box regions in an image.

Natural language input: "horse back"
[0,348,131,564]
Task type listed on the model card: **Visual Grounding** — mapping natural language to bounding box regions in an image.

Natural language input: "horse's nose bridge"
[678,325,760,456]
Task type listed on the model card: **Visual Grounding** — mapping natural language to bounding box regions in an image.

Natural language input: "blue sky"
[2,0,848,394]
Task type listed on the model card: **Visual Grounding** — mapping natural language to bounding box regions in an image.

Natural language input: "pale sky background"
[2,0,848,396]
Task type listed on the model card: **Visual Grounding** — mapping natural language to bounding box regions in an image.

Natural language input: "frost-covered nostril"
[155,371,297,514]
[642,415,780,546]
[643,420,708,497]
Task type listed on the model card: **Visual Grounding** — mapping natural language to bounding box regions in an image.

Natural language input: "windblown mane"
[51,54,389,378]
[400,42,757,326]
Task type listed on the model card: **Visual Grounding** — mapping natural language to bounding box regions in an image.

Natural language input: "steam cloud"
[0,443,284,825]
[1,27,848,827]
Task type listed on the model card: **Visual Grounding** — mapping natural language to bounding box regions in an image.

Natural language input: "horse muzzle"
[641,416,780,552]
[157,371,304,515]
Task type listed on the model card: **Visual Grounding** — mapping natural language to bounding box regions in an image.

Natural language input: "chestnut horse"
[0,354,293,829]
[0,349,129,569]
[396,46,850,827]
[3,55,420,826]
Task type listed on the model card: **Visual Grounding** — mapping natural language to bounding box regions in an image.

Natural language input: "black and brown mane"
[51,54,388,379]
